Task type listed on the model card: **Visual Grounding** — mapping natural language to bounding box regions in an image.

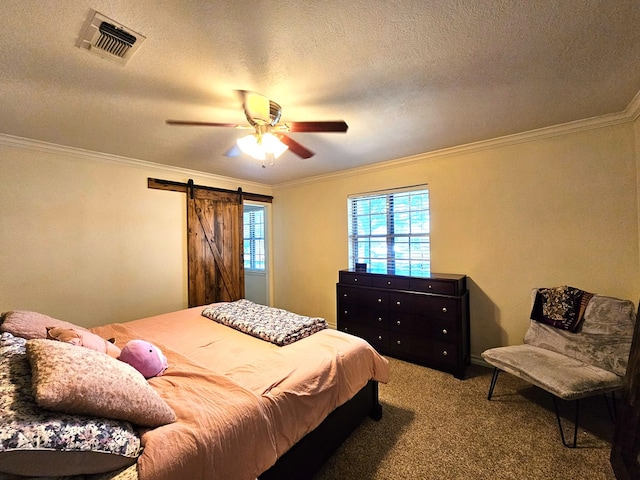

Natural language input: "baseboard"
[471,354,491,368]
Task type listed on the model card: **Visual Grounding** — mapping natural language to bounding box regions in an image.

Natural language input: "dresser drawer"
[389,313,459,342]
[337,321,389,351]
[339,271,373,286]
[337,306,388,328]
[390,292,460,322]
[409,277,458,295]
[371,275,411,290]
[337,285,388,308]
[389,333,458,369]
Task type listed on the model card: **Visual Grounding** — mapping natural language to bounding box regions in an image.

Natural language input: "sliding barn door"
[187,188,244,307]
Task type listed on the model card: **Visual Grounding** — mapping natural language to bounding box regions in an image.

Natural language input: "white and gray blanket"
[202,299,328,346]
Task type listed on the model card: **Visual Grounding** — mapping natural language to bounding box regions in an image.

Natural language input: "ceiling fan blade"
[224,144,241,157]
[166,120,240,128]
[279,134,314,159]
[286,121,348,133]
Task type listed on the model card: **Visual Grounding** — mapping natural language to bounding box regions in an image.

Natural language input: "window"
[348,186,430,277]
[243,205,265,271]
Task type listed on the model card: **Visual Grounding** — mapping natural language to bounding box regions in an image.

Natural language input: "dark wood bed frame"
[259,380,382,480]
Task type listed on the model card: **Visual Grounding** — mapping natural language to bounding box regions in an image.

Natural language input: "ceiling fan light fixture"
[237,133,288,161]
[167,91,347,163]
[262,133,288,157]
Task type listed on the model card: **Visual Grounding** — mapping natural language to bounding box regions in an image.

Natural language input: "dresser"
[336,270,470,379]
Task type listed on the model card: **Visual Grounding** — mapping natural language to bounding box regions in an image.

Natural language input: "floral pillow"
[0,332,141,477]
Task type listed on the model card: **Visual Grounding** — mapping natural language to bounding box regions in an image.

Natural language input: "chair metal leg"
[487,368,500,400]
[552,395,579,448]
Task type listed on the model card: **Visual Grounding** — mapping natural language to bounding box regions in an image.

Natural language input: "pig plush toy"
[118,340,168,379]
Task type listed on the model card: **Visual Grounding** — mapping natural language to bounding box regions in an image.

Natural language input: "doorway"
[243,202,270,305]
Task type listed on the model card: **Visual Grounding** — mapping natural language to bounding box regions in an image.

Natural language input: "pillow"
[0,332,141,477]
[530,286,594,332]
[26,339,176,428]
[0,310,89,340]
[47,326,121,358]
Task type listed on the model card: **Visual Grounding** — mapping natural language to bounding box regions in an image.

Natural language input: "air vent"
[77,11,146,65]
[95,22,136,57]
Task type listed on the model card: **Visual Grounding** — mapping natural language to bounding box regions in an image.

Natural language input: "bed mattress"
[91,305,389,480]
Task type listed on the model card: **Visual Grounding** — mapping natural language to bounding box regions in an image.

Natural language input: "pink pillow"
[26,339,176,428]
[1,310,89,339]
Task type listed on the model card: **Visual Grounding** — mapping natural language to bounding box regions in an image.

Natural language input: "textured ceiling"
[1,1,639,185]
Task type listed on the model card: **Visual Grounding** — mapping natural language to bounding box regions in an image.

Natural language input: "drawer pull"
[442,350,448,356]
[442,329,448,335]
[378,335,383,341]
[344,310,348,315]
[396,301,401,306]
[377,298,382,303]
[343,293,347,297]
[387,281,392,285]
[344,327,348,332]
[396,340,402,345]
[396,320,401,326]
[378,317,383,322]
[428,284,432,289]
[442,307,448,313]
[354,278,358,282]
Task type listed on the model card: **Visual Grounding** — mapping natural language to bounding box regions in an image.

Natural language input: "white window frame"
[348,185,430,277]
[243,204,266,272]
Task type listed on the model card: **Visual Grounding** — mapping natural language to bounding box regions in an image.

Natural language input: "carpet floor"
[314,357,617,480]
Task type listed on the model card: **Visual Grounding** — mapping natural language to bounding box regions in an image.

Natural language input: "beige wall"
[272,122,640,360]
[0,139,272,327]
[2,119,638,362]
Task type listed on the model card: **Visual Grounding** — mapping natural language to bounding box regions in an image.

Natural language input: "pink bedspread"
[91,306,389,480]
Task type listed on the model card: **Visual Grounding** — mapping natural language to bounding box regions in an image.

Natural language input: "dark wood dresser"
[336,270,470,379]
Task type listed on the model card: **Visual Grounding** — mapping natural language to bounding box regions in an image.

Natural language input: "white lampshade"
[237,133,288,161]
[261,133,289,158]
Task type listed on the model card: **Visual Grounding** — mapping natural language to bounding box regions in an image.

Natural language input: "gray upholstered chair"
[482,289,636,447]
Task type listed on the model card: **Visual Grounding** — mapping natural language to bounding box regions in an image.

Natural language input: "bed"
[0,302,389,479]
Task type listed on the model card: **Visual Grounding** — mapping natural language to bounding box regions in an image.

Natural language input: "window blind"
[348,186,430,276]
[243,206,265,271]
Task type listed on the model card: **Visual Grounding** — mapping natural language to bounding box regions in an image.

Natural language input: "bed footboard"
[259,380,381,480]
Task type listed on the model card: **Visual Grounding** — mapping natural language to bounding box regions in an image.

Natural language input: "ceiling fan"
[166,90,348,167]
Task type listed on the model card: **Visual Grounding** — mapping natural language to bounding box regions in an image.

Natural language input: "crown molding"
[626,89,640,121]
[2,87,638,192]
[275,90,640,189]
[0,133,272,192]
